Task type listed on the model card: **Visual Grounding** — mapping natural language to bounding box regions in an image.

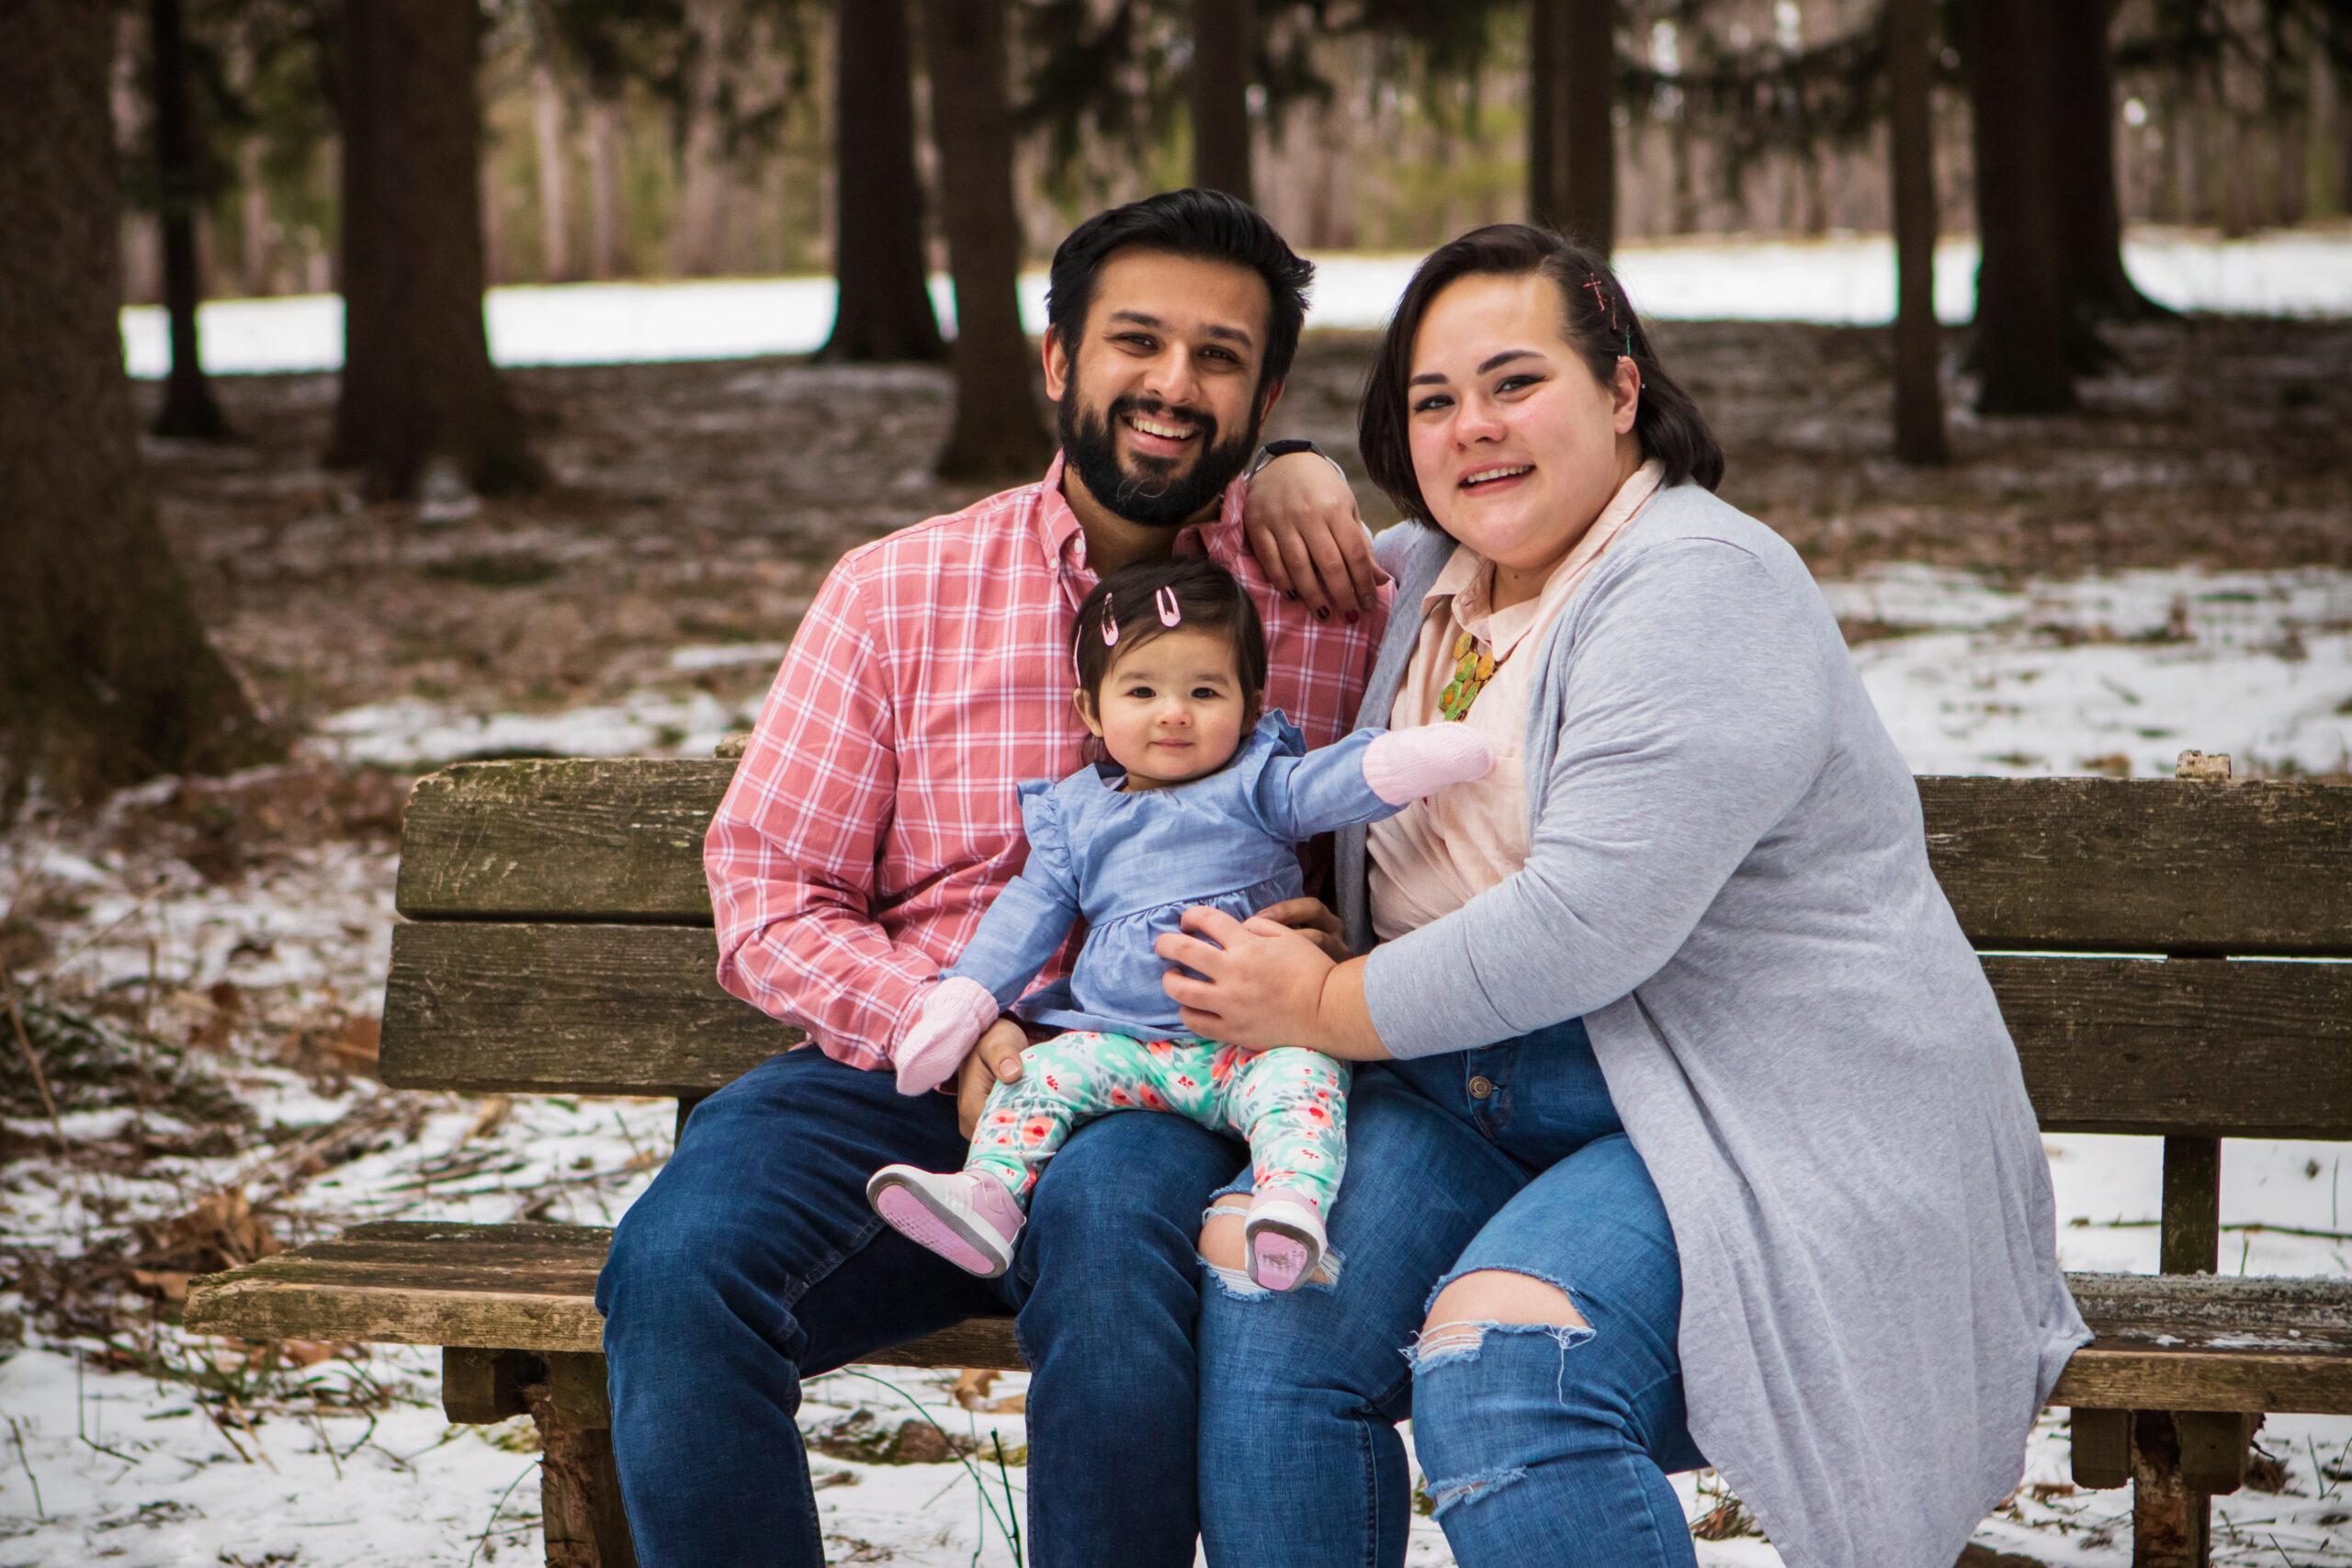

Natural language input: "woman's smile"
[1458,462,1535,491]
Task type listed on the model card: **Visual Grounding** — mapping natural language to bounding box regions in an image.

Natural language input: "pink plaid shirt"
[707,455,1392,1073]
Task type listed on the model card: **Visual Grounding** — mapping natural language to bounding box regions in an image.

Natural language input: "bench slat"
[395,759,733,925]
[391,762,2352,954]
[383,923,2352,1134]
[181,1231,2352,1412]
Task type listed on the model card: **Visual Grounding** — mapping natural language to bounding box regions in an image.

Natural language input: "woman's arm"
[1364,539,1837,1056]
[1164,537,1838,1059]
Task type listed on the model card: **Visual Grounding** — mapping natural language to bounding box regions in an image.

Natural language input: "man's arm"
[1241,448,1387,618]
[707,558,935,1072]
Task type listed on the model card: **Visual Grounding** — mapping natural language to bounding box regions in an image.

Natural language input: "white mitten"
[893,976,1001,1096]
[1363,725,1496,806]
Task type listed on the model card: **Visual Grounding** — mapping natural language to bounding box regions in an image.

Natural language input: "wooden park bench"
[186,750,2352,1568]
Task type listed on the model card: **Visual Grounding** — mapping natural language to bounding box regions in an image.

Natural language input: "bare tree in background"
[328,0,540,499]
[529,10,579,283]
[671,0,730,277]
[821,0,944,361]
[1886,0,1948,462]
[1528,0,1616,251]
[922,0,1054,480]
[1962,0,2076,412]
[1191,0,1254,201]
[150,0,229,439]
[2049,0,2167,324]
[0,0,276,805]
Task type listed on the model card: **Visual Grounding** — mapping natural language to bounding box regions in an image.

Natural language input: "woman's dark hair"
[1046,189,1316,388]
[1070,557,1269,708]
[1357,224,1724,522]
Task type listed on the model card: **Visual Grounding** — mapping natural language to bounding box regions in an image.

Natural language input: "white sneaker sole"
[866,1168,1016,1279]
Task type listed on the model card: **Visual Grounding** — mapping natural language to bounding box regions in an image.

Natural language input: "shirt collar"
[1420,457,1667,626]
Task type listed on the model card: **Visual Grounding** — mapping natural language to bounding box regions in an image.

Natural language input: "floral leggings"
[967,1032,1351,1214]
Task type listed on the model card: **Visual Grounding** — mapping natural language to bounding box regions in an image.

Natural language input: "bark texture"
[1962,0,2077,413]
[1886,0,1948,463]
[151,0,228,440]
[820,0,944,362]
[1190,0,1255,201]
[328,0,540,498]
[0,0,274,803]
[922,0,1054,480]
[1528,0,1616,252]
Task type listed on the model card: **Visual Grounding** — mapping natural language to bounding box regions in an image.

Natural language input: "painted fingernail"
[1285,589,1299,601]
[1316,606,1329,621]
[1344,609,1359,624]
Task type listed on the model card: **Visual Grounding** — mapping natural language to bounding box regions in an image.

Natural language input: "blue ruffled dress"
[947,712,1402,1043]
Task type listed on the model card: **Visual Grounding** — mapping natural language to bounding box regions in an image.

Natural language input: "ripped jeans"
[1196,1017,1704,1568]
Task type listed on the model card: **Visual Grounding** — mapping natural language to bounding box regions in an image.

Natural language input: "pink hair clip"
[1156,586,1182,628]
[1101,591,1119,647]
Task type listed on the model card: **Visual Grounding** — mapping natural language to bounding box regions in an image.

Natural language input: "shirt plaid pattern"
[707,455,1391,1073]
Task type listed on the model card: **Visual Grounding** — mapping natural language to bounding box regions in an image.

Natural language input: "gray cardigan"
[1337,485,2089,1568]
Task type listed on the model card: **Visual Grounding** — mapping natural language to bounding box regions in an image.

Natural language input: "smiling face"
[1405,272,1643,604]
[1075,626,1261,791]
[1045,249,1280,529]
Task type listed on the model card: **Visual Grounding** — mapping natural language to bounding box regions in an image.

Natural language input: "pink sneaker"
[866,1167,1025,1279]
[1243,1190,1329,1292]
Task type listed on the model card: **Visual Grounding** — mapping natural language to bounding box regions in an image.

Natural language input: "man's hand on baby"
[1363,725,1496,805]
[894,976,1002,1096]
[956,1019,1029,1139]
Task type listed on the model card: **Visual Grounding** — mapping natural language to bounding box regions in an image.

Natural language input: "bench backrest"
[382,761,2352,1140]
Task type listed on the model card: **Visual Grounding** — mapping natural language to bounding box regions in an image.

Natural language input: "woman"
[1159,226,2088,1568]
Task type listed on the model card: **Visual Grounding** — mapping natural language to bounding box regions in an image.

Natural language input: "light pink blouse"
[1367,458,1665,941]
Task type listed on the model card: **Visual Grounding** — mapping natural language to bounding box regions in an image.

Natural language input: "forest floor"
[0,317,2346,1565]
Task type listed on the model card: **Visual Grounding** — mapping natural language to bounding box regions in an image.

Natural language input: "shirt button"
[1467,1076,1495,1100]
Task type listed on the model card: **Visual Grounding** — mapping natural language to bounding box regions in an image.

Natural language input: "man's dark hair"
[1070,557,1269,710]
[1046,189,1316,388]
[1358,224,1725,524]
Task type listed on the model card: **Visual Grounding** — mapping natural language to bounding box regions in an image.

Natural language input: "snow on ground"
[6,560,2351,1564]
[121,228,2352,378]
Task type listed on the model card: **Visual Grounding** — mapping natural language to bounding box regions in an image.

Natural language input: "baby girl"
[867,556,1490,1291]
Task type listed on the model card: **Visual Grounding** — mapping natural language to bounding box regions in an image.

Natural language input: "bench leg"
[2131,1411,2206,1568]
[519,1352,639,1568]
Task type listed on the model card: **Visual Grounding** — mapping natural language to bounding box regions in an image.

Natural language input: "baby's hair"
[1071,558,1268,708]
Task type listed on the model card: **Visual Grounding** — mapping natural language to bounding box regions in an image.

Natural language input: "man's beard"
[1059,385,1261,529]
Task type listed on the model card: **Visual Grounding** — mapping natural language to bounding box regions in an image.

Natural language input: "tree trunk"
[669,0,729,278]
[1887,0,1948,463]
[327,0,539,500]
[1962,0,2076,413]
[922,0,1054,482]
[820,0,944,363]
[585,92,627,279]
[1191,0,1254,202]
[0,0,275,804]
[1528,0,1615,251]
[150,0,228,440]
[533,60,575,282]
[2048,0,2166,322]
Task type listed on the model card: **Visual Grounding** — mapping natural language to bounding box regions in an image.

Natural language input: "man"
[598,189,1385,1566]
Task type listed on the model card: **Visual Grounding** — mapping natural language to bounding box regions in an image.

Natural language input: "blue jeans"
[597,1045,1243,1567]
[1197,1018,1704,1568]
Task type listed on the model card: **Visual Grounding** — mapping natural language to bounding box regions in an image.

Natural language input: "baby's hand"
[1363,725,1495,805]
[895,976,1001,1096]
